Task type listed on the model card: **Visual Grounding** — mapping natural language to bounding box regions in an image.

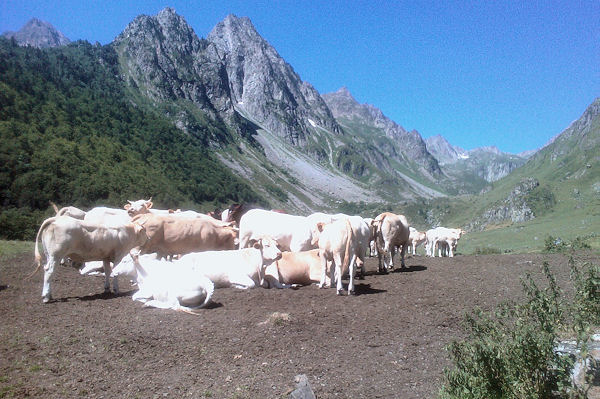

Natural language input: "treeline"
[0,38,264,240]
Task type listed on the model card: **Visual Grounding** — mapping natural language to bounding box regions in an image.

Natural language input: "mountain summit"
[207,14,341,145]
[2,18,70,48]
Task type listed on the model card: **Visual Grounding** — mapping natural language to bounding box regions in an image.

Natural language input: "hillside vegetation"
[0,38,264,239]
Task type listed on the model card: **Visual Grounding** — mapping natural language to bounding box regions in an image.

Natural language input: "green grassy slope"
[437,99,600,253]
[0,38,264,240]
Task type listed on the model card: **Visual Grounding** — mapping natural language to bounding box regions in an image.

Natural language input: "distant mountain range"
[1,9,597,233]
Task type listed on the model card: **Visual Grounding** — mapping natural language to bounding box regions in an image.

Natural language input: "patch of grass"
[0,240,32,260]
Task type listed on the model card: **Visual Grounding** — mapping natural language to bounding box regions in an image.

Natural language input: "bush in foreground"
[440,260,600,399]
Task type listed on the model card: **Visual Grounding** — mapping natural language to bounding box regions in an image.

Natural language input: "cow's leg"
[348,255,356,296]
[42,257,59,303]
[102,260,118,294]
[230,274,256,289]
[399,244,407,268]
[318,253,328,288]
[333,254,344,295]
[387,245,395,270]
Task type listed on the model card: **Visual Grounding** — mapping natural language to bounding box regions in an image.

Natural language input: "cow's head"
[110,254,137,279]
[249,236,282,287]
[310,222,326,247]
[124,198,153,217]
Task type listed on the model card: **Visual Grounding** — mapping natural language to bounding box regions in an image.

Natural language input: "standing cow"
[132,213,238,259]
[315,218,357,295]
[371,212,410,272]
[33,216,147,303]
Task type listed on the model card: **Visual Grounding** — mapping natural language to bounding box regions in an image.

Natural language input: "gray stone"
[289,374,316,399]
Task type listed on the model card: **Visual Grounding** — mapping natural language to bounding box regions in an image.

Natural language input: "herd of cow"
[31,199,465,313]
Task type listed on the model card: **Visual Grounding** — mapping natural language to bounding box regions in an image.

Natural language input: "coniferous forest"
[0,38,263,239]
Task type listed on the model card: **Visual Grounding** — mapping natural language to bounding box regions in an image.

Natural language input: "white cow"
[425,227,465,257]
[315,218,357,295]
[180,236,282,289]
[408,227,427,256]
[238,209,315,252]
[371,212,410,272]
[33,216,147,303]
[111,253,214,314]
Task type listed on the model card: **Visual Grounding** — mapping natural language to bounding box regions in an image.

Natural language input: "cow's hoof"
[348,290,355,296]
[336,290,342,296]
[42,295,52,303]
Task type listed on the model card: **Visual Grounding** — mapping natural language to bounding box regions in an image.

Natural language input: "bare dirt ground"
[1,251,598,399]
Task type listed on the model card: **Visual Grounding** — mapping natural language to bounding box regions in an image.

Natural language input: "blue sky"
[2,1,598,154]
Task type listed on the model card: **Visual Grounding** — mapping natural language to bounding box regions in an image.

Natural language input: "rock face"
[2,18,70,48]
[323,87,442,178]
[467,178,539,231]
[207,15,341,145]
[113,8,237,144]
[114,9,341,146]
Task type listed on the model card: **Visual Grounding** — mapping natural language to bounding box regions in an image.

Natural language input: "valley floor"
[1,251,598,398]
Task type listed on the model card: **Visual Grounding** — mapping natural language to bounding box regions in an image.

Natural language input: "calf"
[408,227,427,256]
[33,216,147,303]
[425,227,465,257]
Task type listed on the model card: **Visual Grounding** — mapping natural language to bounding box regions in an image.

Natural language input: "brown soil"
[1,251,598,398]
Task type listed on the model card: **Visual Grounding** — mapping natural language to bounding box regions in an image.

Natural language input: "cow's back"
[238,209,311,251]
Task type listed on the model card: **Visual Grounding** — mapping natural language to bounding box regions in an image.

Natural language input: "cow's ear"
[317,222,325,233]
[252,239,262,249]
[146,201,153,209]
[124,203,131,210]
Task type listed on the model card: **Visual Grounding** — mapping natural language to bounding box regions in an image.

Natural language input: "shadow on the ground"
[352,283,387,296]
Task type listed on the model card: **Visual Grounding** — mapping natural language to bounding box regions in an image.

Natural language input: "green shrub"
[439,261,598,399]
[544,235,591,253]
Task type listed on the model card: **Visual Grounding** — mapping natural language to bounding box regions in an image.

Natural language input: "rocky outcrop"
[2,18,70,48]
[467,178,539,231]
[207,15,341,145]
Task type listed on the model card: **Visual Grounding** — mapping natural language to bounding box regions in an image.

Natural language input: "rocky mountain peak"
[2,18,70,48]
[425,135,468,165]
[207,13,341,144]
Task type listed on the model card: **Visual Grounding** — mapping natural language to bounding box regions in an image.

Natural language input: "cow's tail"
[342,219,354,274]
[28,216,57,279]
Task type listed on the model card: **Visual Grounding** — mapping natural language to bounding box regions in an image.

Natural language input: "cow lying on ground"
[371,212,410,272]
[33,215,147,303]
[262,249,327,288]
[110,253,214,314]
[176,236,282,289]
[408,227,427,256]
[132,213,238,260]
[315,218,356,295]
